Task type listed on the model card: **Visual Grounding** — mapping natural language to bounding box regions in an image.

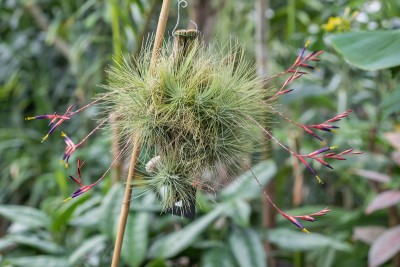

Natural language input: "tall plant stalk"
[111,0,172,266]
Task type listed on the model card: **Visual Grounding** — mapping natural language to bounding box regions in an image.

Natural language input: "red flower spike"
[61,132,77,169]
[279,211,310,234]
[295,155,323,183]
[294,208,331,222]
[64,159,95,202]
[306,146,337,157]
[25,105,73,142]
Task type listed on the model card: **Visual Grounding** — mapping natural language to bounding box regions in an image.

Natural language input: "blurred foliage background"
[1,0,400,266]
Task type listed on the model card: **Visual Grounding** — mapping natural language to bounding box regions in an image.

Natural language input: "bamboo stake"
[111,1,171,266]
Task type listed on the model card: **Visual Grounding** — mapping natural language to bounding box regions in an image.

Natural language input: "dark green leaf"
[229,227,266,267]
[121,211,150,267]
[0,205,50,229]
[68,235,107,266]
[267,228,351,252]
[99,183,124,238]
[328,30,400,70]
[220,160,276,201]
[7,235,64,254]
[148,205,225,259]
[201,246,236,267]
[227,199,251,227]
[8,256,69,267]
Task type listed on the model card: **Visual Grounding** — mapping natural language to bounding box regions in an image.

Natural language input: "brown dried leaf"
[366,190,400,214]
[355,169,390,183]
[353,226,386,245]
[369,226,400,267]
[384,132,400,151]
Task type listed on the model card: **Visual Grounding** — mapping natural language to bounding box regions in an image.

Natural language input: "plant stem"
[111,1,171,266]
[111,135,141,267]
[150,0,172,69]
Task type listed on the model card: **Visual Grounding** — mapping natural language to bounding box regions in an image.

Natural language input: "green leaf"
[51,195,88,232]
[227,199,251,227]
[7,235,64,254]
[121,211,150,267]
[328,30,400,70]
[201,246,236,267]
[0,205,50,229]
[267,228,351,252]
[220,160,276,201]
[69,206,102,228]
[0,238,15,251]
[229,227,266,267]
[99,183,124,238]
[68,235,107,266]
[148,205,225,259]
[145,259,169,267]
[8,256,69,267]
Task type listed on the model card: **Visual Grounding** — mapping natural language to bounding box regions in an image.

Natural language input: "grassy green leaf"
[8,256,69,267]
[328,30,400,70]
[267,228,351,252]
[0,205,50,229]
[121,211,150,267]
[229,227,266,267]
[220,160,276,201]
[201,246,236,267]
[148,205,225,259]
[68,235,107,266]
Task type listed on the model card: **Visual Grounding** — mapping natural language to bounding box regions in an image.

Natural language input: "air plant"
[26,32,360,234]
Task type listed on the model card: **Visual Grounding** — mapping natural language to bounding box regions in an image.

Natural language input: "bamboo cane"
[111,1,171,266]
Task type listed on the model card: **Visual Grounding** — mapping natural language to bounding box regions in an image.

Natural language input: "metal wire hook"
[172,0,188,37]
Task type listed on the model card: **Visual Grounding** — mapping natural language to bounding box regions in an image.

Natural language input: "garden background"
[1,0,400,266]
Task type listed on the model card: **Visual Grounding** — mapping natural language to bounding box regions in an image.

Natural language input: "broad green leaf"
[227,199,251,227]
[8,256,69,267]
[220,160,276,201]
[68,235,107,266]
[99,183,124,238]
[229,227,266,267]
[369,226,400,267]
[121,211,150,267]
[7,235,64,254]
[69,206,102,227]
[201,246,236,267]
[0,238,15,251]
[51,194,88,231]
[0,205,50,229]
[148,205,225,259]
[145,259,169,267]
[328,30,400,70]
[267,228,351,252]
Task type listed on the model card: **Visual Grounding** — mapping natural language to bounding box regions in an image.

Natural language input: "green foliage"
[328,30,400,71]
[1,0,400,267]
